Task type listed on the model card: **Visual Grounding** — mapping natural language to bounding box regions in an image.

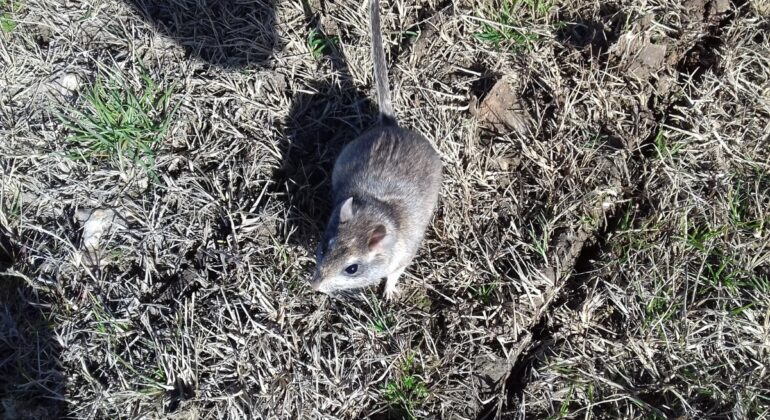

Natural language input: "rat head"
[311,197,396,294]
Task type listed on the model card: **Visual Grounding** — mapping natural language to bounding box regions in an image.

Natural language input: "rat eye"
[344,264,358,275]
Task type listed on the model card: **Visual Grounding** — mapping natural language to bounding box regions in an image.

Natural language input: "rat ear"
[339,197,355,223]
[368,224,394,252]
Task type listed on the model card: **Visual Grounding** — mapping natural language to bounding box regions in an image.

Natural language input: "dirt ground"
[1,0,768,418]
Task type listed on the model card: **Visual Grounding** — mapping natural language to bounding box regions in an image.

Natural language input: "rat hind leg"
[383,266,406,301]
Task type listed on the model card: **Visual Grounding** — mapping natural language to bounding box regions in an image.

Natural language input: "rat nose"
[309,272,323,292]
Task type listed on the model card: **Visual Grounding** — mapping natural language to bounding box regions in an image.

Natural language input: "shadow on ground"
[0,229,64,419]
[276,21,377,251]
[126,0,279,68]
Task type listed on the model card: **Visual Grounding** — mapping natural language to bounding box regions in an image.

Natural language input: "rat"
[309,0,442,300]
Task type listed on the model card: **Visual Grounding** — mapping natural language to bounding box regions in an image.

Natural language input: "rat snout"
[309,271,324,292]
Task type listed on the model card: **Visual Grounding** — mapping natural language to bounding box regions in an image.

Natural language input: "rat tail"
[370,0,396,125]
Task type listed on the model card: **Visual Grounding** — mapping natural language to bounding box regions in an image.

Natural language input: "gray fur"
[311,126,442,295]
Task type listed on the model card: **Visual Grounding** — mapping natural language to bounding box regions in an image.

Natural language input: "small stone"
[477,77,530,135]
[613,31,669,79]
[638,43,667,70]
[75,208,124,266]
[474,354,511,395]
[53,73,81,95]
[78,208,117,252]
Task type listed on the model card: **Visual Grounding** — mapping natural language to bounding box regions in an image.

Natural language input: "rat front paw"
[383,283,400,301]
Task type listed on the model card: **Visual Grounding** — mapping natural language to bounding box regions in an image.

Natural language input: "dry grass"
[0,0,768,418]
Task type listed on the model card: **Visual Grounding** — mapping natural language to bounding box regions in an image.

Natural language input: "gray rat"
[309,0,442,300]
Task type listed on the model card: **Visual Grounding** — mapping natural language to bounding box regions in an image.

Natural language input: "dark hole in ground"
[754,22,769,44]
[595,126,627,150]
[468,64,499,103]
[676,35,723,83]
[126,0,280,68]
[165,377,196,413]
[520,75,557,139]
[369,407,413,420]
[146,267,203,309]
[554,6,626,61]
[84,359,110,388]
